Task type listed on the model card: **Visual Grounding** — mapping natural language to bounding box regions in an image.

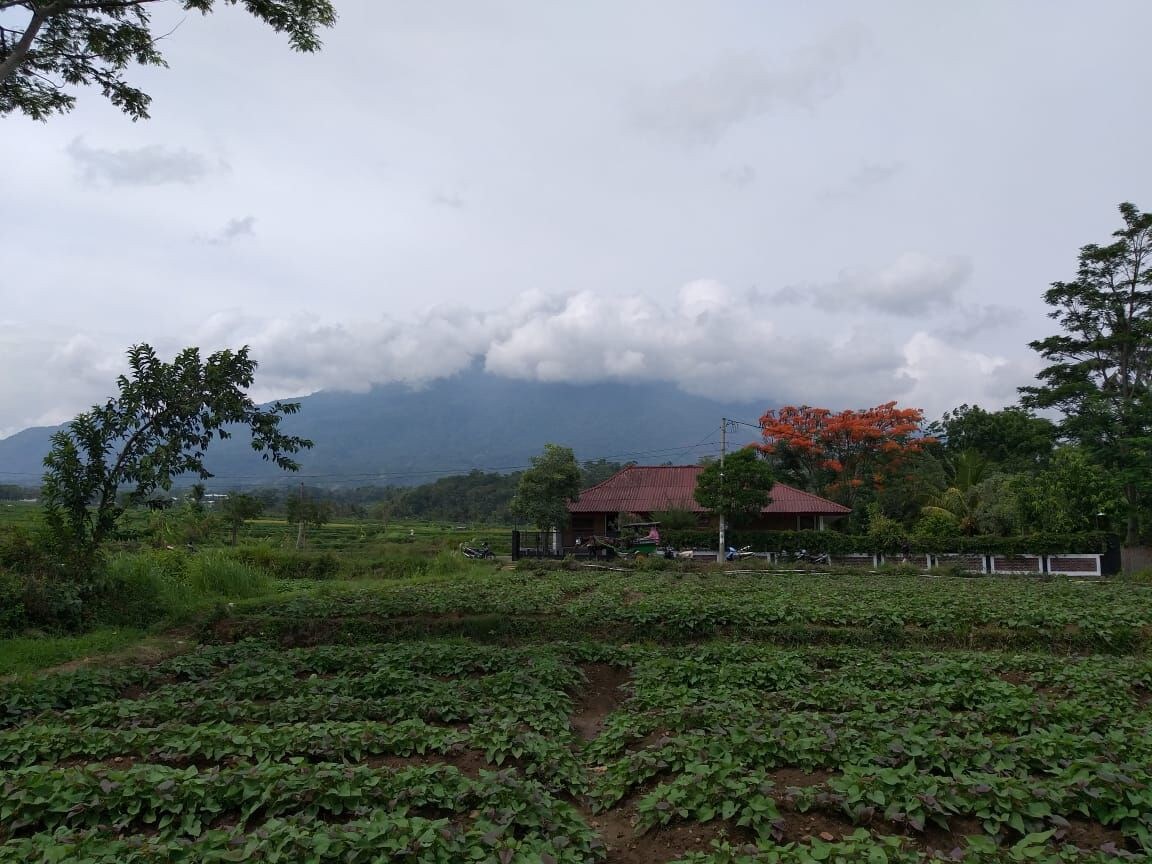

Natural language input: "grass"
[0,627,146,677]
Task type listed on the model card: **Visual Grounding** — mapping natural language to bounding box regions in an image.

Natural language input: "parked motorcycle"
[461,541,494,559]
[791,548,830,565]
[725,545,755,561]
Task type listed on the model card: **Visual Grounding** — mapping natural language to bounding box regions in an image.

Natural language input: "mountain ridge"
[0,369,768,487]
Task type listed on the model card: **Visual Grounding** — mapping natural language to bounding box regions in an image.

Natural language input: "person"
[646,525,661,543]
[726,546,737,561]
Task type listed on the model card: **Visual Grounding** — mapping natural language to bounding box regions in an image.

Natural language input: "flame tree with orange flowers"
[757,402,933,511]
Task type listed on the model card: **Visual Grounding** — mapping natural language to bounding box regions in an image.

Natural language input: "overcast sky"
[3,1,1151,438]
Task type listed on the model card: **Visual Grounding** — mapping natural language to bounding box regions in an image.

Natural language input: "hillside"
[0,369,766,487]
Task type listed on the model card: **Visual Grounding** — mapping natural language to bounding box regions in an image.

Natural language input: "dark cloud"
[630,26,865,146]
[431,191,466,210]
[822,159,905,199]
[205,216,257,245]
[721,164,756,188]
[66,137,216,186]
[774,253,972,317]
[935,304,1025,341]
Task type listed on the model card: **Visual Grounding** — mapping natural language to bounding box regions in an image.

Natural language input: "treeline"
[0,485,38,501]
[229,459,627,525]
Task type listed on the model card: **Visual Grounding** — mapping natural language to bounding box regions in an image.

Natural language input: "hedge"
[661,529,1110,556]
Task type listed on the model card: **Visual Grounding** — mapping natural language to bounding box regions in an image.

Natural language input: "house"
[565,465,850,545]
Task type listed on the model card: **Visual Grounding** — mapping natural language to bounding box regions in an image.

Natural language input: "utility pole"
[718,418,728,564]
[295,482,305,551]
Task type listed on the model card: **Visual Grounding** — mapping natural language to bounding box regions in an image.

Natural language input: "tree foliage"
[41,344,311,569]
[926,404,1056,471]
[512,444,581,531]
[220,493,263,546]
[693,447,774,527]
[758,401,931,509]
[1020,202,1152,542]
[580,458,627,489]
[0,0,337,121]
[1011,447,1117,535]
[285,495,331,528]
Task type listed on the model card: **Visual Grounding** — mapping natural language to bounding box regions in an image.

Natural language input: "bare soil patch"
[571,663,632,741]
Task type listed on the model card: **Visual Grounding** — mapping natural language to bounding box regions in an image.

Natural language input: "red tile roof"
[568,465,851,515]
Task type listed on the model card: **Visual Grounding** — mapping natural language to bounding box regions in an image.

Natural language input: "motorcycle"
[461,541,494,559]
[725,545,755,561]
[791,548,830,565]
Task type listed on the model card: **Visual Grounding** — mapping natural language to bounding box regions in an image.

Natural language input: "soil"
[593,813,749,864]
[570,663,633,741]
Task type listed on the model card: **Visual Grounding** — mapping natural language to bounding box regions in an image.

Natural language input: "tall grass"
[99,549,272,627]
[187,551,272,598]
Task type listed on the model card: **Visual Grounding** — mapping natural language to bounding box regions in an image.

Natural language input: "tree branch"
[0,6,46,84]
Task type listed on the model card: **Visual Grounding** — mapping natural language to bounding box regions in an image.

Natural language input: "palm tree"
[921,451,989,536]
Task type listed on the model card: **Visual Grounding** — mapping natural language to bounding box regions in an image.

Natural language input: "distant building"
[565,465,850,545]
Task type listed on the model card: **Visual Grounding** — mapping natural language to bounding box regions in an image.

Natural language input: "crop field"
[2,571,1151,862]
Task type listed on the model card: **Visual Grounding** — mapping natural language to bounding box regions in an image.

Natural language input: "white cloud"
[66,137,218,186]
[897,332,1041,421]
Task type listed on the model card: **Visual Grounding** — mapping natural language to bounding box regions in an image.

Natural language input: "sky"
[2,1,1151,439]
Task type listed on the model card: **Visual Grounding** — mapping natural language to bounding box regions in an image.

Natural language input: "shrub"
[95,550,192,628]
[0,571,28,637]
[229,547,340,580]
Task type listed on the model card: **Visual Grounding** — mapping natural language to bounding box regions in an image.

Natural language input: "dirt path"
[570,663,632,741]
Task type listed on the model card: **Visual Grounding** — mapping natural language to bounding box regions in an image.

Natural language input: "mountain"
[0,368,767,488]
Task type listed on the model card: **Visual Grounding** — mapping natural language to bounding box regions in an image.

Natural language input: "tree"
[1020,202,1152,543]
[41,344,311,569]
[926,404,1056,471]
[286,493,330,549]
[220,492,263,546]
[920,451,1006,536]
[580,458,626,489]
[1011,447,1118,535]
[693,447,774,528]
[511,444,581,532]
[758,402,931,510]
[0,0,336,121]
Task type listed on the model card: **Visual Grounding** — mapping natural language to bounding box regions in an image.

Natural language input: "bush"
[0,571,28,637]
[229,547,340,580]
[95,550,192,628]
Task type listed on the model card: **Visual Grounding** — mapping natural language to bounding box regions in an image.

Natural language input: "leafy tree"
[926,404,1056,471]
[511,444,581,532]
[693,447,774,528]
[1020,202,1152,543]
[650,504,701,530]
[0,0,337,121]
[41,344,311,571]
[286,494,331,550]
[580,458,626,489]
[220,493,264,546]
[397,470,519,524]
[758,402,931,510]
[1011,447,1118,535]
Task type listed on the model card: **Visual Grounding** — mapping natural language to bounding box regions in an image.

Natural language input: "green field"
[1,568,1150,862]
